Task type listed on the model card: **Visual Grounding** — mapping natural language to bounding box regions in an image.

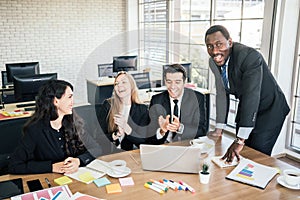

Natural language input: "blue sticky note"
[94,177,111,187]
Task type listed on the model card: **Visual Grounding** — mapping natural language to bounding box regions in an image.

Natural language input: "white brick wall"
[0,0,126,104]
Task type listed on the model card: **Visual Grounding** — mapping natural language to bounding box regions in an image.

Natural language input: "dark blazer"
[97,100,150,151]
[146,88,207,144]
[209,42,290,131]
[8,120,94,174]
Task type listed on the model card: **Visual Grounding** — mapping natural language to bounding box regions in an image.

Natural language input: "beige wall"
[0,0,126,104]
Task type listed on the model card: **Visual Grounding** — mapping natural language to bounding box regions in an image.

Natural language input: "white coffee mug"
[109,160,126,175]
[190,139,205,149]
[283,169,300,186]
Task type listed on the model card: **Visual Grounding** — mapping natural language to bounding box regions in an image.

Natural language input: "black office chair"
[1,71,16,104]
[131,72,151,89]
[73,104,121,156]
[1,71,8,89]
[0,117,28,175]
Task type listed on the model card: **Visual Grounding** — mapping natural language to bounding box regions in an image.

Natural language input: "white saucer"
[194,136,215,154]
[106,167,131,178]
[277,176,300,190]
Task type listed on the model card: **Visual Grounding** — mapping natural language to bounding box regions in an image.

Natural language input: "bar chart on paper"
[225,159,278,189]
[236,163,255,181]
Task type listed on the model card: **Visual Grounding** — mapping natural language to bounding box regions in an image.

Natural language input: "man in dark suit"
[146,64,208,144]
[205,25,290,160]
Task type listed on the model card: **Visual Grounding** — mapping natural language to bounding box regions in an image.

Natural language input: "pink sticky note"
[119,177,134,186]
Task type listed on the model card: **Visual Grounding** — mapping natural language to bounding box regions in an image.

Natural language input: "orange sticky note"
[106,183,122,194]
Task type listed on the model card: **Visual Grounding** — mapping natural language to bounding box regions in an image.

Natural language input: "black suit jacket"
[97,100,150,151]
[8,119,94,174]
[209,42,290,131]
[146,88,207,144]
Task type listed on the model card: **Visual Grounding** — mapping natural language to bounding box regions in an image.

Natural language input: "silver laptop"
[140,144,203,174]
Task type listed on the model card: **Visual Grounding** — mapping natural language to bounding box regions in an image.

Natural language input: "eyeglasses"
[206,42,227,51]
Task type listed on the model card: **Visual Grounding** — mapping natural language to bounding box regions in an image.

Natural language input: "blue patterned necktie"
[221,65,229,90]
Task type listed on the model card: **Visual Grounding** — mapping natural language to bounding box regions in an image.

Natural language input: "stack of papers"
[225,158,278,189]
[11,185,72,200]
[65,160,108,184]
[11,185,104,200]
[65,168,105,184]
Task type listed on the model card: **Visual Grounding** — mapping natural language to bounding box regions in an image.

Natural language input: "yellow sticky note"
[79,172,95,184]
[54,176,73,185]
[106,183,122,194]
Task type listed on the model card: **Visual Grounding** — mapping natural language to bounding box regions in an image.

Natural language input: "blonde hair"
[107,72,141,132]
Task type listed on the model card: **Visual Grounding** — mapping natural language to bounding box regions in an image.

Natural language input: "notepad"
[93,177,111,187]
[211,156,242,168]
[54,176,73,186]
[65,167,105,184]
[119,177,134,186]
[78,172,95,184]
[106,183,122,194]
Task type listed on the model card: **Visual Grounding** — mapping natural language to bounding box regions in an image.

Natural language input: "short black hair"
[163,64,187,82]
[205,25,231,41]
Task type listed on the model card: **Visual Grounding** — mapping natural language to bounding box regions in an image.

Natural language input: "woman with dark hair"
[97,71,150,151]
[9,80,95,174]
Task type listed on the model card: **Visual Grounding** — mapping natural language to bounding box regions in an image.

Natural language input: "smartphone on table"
[27,179,43,192]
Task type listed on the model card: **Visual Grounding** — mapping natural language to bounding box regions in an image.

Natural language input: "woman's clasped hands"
[52,157,80,174]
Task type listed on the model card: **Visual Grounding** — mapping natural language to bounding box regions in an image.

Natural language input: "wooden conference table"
[0,136,299,200]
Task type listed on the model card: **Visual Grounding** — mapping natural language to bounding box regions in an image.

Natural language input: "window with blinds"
[139,0,168,82]
[138,0,265,129]
[290,49,300,152]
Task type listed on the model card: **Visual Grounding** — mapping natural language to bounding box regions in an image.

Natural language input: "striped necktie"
[221,65,229,90]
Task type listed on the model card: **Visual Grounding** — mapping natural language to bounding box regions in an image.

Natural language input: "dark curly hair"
[23,79,86,156]
[205,25,231,40]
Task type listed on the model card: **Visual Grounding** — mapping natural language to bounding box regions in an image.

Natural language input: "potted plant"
[199,162,211,184]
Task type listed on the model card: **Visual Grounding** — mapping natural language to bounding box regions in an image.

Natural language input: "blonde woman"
[98,72,149,151]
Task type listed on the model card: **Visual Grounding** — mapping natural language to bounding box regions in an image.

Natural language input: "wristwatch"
[176,123,184,134]
[234,137,245,146]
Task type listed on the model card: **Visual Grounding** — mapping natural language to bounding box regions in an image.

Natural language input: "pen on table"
[179,180,195,193]
[144,183,164,194]
[45,178,52,188]
[162,179,177,191]
[169,180,185,190]
[147,181,168,192]
[150,179,169,189]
